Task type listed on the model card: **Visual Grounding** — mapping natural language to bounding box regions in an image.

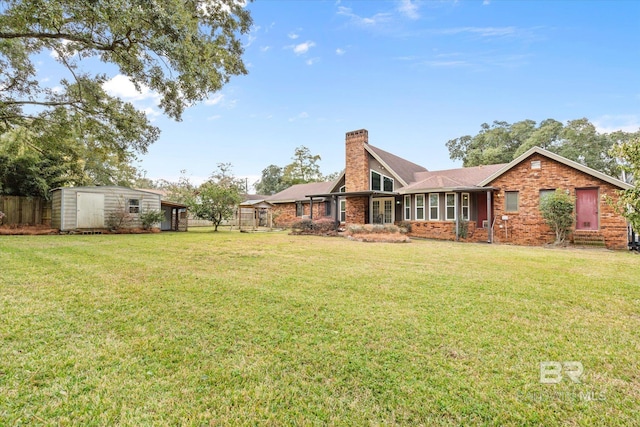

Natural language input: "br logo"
[540,361,584,384]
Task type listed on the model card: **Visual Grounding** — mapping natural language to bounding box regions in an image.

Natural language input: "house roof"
[267,181,336,203]
[478,146,634,190]
[365,144,428,187]
[400,163,506,193]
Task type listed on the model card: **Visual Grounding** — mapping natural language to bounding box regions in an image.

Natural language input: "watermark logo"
[540,361,583,384]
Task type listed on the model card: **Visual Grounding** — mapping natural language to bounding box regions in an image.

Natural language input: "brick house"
[268,129,633,249]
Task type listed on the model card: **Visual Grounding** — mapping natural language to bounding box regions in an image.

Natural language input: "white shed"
[50,186,162,232]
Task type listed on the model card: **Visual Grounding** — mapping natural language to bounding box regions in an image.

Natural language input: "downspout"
[486,190,492,243]
[455,192,459,241]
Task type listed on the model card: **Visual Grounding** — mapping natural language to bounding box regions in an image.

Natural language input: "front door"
[372,198,395,224]
[576,188,598,230]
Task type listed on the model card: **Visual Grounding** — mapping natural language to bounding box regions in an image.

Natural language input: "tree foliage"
[0,0,252,195]
[446,118,638,177]
[611,136,640,232]
[190,163,243,232]
[539,189,575,245]
[254,146,338,195]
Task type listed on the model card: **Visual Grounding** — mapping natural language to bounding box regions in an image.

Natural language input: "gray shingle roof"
[365,144,429,185]
[267,181,336,203]
[401,163,507,193]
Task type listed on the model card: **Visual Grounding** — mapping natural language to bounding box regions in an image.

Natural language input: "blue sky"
[97,1,640,189]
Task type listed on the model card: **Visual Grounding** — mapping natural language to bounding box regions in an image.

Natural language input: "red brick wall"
[488,153,627,249]
[272,202,332,227]
[407,220,489,243]
[346,196,368,225]
[345,129,369,192]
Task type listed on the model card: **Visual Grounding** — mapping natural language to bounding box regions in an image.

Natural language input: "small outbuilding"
[50,186,187,232]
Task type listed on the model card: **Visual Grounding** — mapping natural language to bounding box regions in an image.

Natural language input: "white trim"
[461,193,470,221]
[478,146,633,190]
[370,169,395,192]
[445,193,456,221]
[372,197,395,224]
[364,144,409,187]
[339,198,346,222]
[415,194,425,221]
[404,195,411,220]
[428,193,439,220]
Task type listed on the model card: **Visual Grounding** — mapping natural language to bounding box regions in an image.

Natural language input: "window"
[429,193,439,220]
[339,185,346,193]
[505,191,519,212]
[383,176,394,192]
[324,200,332,216]
[371,171,381,191]
[340,199,346,222]
[539,189,555,206]
[461,193,470,221]
[415,195,425,220]
[445,193,456,221]
[404,195,411,220]
[128,199,140,214]
[296,202,304,217]
[370,170,394,192]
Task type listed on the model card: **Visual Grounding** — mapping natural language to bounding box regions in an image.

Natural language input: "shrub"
[291,218,337,235]
[540,189,574,245]
[106,208,133,231]
[397,221,412,233]
[140,210,165,230]
[0,211,5,226]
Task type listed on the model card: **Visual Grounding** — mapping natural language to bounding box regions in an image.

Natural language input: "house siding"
[272,200,333,227]
[53,187,162,231]
[488,153,628,249]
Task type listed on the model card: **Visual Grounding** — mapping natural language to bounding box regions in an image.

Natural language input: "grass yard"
[1,229,639,426]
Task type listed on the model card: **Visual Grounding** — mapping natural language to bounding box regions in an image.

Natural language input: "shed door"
[576,188,598,230]
[77,192,105,228]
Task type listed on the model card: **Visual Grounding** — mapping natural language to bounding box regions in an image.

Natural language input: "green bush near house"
[140,210,165,230]
[540,189,575,244]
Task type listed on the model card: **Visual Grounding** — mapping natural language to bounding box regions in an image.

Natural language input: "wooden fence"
[0,196,51,226]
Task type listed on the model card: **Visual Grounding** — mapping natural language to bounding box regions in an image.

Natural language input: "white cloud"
[291,41,316,55]
[336,48,346,55]
[289,112,309,122]
[102,74,161,103]
[434,26,518,38]
[288,32,299,40]
[483,0,491,5]
[398,0,420,20]
[260,46,271,52]
[205,93,225,106]
[207,114,222,121]
[593,115,640,134]
[143,107,162,119]
[337,6,392,27]
[306,57,320,66]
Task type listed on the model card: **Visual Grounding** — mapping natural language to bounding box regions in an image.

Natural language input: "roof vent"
[531,160,541,169]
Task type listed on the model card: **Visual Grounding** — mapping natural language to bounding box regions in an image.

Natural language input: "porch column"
[334,195,339,228]
[455,192,460,241]
[369,195,374,224]
[486,190,492,243]
[310,198,313,220]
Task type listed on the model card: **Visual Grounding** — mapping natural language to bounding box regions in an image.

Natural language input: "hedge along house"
[267,129,634,249]
[50,186,188,232]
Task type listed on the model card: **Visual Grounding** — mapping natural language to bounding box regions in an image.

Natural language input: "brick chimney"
[345,129,369,192]
[344,129,370,225]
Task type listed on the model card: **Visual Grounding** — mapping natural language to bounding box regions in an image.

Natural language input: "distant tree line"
[446,118,639,178]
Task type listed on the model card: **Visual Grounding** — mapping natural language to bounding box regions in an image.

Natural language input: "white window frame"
[128,198,140,214]
[461,193,470,221]
[445,193,456,221]
[370,169,394,192]
[340,199,346,222]
[415,194,425,221]
[404,195,411,220]
[429,193,439,220]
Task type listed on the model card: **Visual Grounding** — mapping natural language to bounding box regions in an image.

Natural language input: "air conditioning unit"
[482,220,489,229]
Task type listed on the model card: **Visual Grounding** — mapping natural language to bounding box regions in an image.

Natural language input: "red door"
[576,189,598,230]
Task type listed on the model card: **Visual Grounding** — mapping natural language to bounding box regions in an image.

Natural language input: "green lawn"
[1,229,639,425]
